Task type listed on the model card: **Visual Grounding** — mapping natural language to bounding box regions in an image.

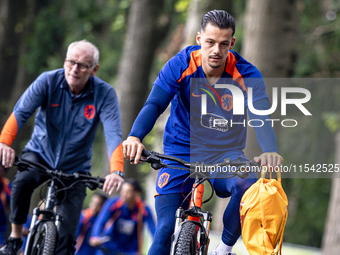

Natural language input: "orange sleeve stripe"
[225,52,247,92]
[0,113,18,146]
[110,142,124,173]
[177,49,202,83]
[82,208,94,224]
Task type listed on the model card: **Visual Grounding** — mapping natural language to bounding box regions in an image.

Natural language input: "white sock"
[216,241,233,253]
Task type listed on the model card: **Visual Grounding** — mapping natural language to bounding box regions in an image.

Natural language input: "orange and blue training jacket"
[129,46,277,194]
[0,69,123,173]
[75,208,98,255]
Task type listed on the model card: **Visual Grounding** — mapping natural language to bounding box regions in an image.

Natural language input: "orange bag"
[240,167,288,255]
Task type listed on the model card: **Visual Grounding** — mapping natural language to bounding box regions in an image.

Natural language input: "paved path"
[208,230,321,255]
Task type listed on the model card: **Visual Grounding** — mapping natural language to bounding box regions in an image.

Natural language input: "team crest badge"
[221,94,233,111]
[84,105,95,119]
[158,173,170,188]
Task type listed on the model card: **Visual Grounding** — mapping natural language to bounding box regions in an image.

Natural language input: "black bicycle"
[140,150,261,255]
[13,156,106,255]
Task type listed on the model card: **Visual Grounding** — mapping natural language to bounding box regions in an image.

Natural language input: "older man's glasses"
[65,59,95,71]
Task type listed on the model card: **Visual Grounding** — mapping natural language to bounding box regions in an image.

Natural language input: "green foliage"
[278,78,339,247]
[175,0,190,14]
[24,1,66,74]
[23,0,129,85]
[61,0,130,84]
[295,1,340,77]
[279,0,340,248]
[322,112,340,133]
[283,178,331,247]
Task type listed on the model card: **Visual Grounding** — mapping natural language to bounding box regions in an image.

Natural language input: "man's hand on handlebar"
[103,173,124,195]
[254,152,283,171]
[0,143,15,168]
[122,136,145,165]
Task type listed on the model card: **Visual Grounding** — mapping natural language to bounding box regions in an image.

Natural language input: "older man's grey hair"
[66,40,100,64]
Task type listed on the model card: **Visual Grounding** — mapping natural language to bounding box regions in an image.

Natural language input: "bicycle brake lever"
[129,157,149,163]
[236,171,249,179]
[137,154,164,170]
[86,181,99,190]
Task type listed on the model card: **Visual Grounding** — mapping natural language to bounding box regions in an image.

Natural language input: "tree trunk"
[0,0,43,178]
[115,0,175,178]
[241,0,299,159]
[321,130,340,254]
[0,0,27,122]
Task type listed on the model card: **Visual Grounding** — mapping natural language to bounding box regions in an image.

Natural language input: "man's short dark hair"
[201,10,236,36]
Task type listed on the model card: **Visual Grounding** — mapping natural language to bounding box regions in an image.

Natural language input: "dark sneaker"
[0,237,22,255]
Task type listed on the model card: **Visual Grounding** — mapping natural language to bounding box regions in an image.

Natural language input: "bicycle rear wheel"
[30,221,57,255]
[174,222,198,255]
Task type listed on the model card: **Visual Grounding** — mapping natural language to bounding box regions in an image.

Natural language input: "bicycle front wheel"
[30,221,57,255]
[174,222,198,255]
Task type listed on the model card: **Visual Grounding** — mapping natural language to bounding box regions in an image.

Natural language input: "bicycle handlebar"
[140,150,261,179]
[141,150,191,169]
[141,149,261,168]
[14,156,106,189]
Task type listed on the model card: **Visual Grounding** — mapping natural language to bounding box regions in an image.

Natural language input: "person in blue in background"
[0,165,11,247]
[90,179,155,255]
[75,193,107,255]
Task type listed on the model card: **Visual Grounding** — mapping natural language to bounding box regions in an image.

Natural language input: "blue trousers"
[147,173,257,254]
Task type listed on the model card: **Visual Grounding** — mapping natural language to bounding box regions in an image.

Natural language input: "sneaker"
[208,242,236,255]
[0,237,23,255]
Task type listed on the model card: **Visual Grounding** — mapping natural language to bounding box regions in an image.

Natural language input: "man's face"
[196,23,235,73]
[63,44,98,93]
[120,183,136,204]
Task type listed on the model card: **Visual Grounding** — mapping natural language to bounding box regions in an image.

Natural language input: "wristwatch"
[112,171,124,178]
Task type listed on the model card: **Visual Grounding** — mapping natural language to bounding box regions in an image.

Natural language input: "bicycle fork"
[24,180,63,255]
[171,178,213,255]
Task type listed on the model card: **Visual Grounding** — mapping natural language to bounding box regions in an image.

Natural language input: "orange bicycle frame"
[187,182,204,222]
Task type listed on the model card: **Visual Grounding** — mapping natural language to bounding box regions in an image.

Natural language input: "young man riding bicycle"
[123,10,283,255]
[0,40,124,255]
